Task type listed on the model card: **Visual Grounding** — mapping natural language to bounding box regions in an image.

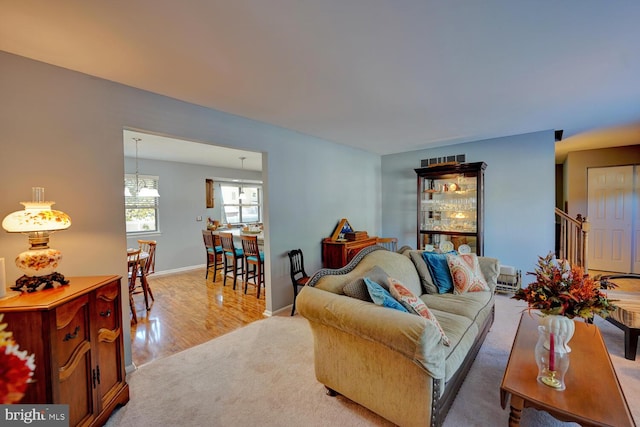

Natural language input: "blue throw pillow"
[364,277,408,312]
[422,251,456,294]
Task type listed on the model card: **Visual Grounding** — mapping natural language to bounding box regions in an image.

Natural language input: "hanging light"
[125,137,160,198]
[238,156,247,200]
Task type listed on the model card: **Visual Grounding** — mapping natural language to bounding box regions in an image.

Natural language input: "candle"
[0,258,6,298]
[549,332,555,371]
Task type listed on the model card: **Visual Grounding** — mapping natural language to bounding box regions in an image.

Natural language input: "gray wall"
[381,131,556,275]
[0,51,380,368]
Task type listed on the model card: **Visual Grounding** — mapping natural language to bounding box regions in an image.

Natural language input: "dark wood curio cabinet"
[415,162,486,255]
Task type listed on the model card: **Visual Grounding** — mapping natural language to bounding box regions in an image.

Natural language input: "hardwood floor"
[130,268,266,367]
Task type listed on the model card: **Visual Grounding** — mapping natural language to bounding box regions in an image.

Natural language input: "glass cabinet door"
[415,162,486,255]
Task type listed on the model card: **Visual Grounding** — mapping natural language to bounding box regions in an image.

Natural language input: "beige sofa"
[297,245,499,427]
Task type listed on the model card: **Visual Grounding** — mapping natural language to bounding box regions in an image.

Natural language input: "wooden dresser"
[322,237,378,269]
[0,276,129,427]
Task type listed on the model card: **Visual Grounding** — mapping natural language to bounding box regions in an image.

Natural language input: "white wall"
[381,131,556,276]
[0,51,381,368]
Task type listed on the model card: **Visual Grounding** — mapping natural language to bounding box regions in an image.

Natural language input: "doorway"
[587,165,639,273]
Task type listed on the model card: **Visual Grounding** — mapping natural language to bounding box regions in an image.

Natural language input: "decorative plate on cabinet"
[440,241,454,253]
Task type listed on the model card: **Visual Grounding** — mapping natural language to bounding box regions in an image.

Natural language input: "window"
[220,183,262,224]
[125,174,160,233]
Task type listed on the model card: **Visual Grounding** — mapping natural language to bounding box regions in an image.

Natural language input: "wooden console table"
[500,314,634,427]
[0,276,129,427]
[322,237,378,269]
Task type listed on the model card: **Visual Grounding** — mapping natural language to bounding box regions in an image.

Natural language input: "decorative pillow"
[364,277,408,313]
[446,253,489,294]
[421,251,456,294]
[408,251,438,294]
[343,266,390,301]
[387,277,450,346]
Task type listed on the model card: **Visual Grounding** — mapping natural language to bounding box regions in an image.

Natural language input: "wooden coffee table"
[500,313,635,427]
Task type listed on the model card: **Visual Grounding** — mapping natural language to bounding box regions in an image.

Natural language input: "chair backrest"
[202,230,215,250]
[127,249,141,291]
[376,237,398,252]
[138,240,157,275]
[288,249,308,284]
[241,235,260,258]
[219,232,236,254]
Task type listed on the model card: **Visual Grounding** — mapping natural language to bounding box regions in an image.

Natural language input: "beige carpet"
[106,295,639,427]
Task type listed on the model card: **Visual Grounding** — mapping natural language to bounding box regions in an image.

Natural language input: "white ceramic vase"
[539,314,575,352]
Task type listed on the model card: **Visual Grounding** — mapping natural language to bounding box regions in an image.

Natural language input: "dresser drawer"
[55,295,90,366]
[94,280,120,331]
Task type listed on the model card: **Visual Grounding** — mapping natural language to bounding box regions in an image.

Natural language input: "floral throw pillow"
[387,277,451,346]
[446,253,489,294]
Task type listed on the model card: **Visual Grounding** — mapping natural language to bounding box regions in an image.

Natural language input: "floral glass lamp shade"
[2,187,71,292]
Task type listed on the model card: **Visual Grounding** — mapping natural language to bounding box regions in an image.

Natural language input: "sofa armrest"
[297,285,446,379]
[478,256,500,293]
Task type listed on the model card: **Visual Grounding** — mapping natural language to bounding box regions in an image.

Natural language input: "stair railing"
[555,208,590,270]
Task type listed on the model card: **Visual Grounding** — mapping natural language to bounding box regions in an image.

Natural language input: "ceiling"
[124,130,262,171]
[2,1,639,160]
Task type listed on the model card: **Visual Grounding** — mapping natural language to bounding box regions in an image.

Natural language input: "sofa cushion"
[407,251,439,294]
[446,253,490,294]
[421,291,494,329]
[343,266,390,301]
[388,277,450,346]
[429,309,480,382]
[422,251,455,293]
[364,277,408,312]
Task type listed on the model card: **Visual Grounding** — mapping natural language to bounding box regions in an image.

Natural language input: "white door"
[587,166,633,272]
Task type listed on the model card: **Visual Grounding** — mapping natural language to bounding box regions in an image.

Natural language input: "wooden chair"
[137,239,157,309]
[376,237,398,252]
[127,248,141,323]
[241,235,265,298]
[202,230,223,281]
[219,232,244,290]
[288,249,310,316]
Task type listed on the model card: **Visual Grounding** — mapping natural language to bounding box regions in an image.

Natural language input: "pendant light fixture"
[125,137,160,198]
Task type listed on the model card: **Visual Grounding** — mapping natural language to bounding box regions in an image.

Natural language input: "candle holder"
[534,325,570,390]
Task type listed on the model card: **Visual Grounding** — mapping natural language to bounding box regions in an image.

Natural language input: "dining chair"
[241,235,264,298]
[137,239,157,309]
[376,237,398,252]
[127,248,142,323]
[202,230,223,281]
[288,249,310,316]
[219,232,244,290]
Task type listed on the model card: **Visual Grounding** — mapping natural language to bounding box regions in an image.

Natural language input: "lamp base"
[12,272,69,293]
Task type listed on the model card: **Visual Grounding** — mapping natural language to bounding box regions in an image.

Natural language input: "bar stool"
[202,230,223,281]
[241,235,264,298]
[219,232,244,289]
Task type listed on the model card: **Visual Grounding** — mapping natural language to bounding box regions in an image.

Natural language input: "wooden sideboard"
[322,237,379,269]
[0,276,129,427]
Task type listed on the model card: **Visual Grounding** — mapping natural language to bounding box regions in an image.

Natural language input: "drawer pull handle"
[100,309,112,317]
[63,326,81,342]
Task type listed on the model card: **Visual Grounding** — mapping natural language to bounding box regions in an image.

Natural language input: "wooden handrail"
[555,208,590,270]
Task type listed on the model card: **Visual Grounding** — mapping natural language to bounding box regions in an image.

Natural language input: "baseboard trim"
[151,264,204,277]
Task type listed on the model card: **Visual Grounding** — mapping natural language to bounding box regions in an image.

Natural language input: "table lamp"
[2,187,72,292]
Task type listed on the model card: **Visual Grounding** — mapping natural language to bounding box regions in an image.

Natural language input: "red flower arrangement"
[512,252,617,321]
[0,314,36,404]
